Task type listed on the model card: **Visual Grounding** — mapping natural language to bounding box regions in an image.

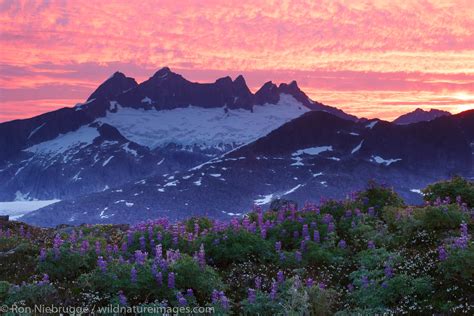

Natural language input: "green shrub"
[356,180,405,211]
[38,248,96,281]
[414,205,467,231]
[423,176,474,207]
[3,283,58,306]
[201,229,274,267]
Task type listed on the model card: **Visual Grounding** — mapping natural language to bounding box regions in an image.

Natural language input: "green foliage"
[356,180,405,210]
[172,256,224,302]
[38,247,96,280]
[201,229,274,266]
[414,205,467,231]
[3,283,57,306]
[438,246,474,286]
[423,176,474,207]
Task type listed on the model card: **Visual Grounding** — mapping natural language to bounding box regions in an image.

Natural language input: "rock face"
[0,67,355,201]
[21,110,474,227]
[393,108,451,125]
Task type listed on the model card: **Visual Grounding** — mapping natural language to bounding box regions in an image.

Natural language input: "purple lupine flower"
[39,248,47,262]
[279,252,286,262]
[295,251,302,262]
[302,224,309,238]
[306,278,314,287]
[248,288,256,303]
[318,282,326,290]
[368,240,375,249]
[156,272,163,286]
[345,210,352,218]
[361,275,369,288]
[313,230,320,243]
[277,271,284,283]
[456,195,462,205]
[139,235,146,250]
[255,276,262,290]
[300,239,307,252]
[130,267,137,283]
[127,231,134,245]
[38,273,49,286]
[347,284,354,292]
[260,229,267,239]
[95,241,101,255]
[150,238,155,249]
[328,222,335,233]
[275,241,282,252]
[368,207,375,217]
[118,290,127,305]
[384,264,393,278]
[97,256,107,273]
[270,282,278,300]
[381,281,388,288]
[460,222,468,237]
[53,234,63,248]
[351,221,356,229]
[197,244,206,268]
[338,239,347,249]
[106,244,113,255]
[168,272,175,288]
[134,250,147,265]
[155,244,163,258]
[80,240,89,255]
[121,242,127,253]
[186,289,194,297]
[211,289,219,304]
[220,292,230,310]
[69,230,77,243]
[293,231,299,239]
[355,208,361,217]
[177,292,187,306]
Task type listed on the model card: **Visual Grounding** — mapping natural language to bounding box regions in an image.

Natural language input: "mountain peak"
[152,66,175,79]
[393,108,451,125]
[87,72,138,101]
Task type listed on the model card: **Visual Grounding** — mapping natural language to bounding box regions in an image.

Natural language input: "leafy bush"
[414,205,467,232]
[356,180,404,211]
[423,176,474,207]
[3,283,58,306]
[201,229,274,266]
[38,247,96,280]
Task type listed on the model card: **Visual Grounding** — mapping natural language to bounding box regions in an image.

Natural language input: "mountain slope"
[393,108,451,125]
[21,110,474,226]
[0,68,356,201]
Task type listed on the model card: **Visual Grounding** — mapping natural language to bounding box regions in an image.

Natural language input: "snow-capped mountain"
[0,67,354,201]
[393,108,451,125]
[21,109,474,226]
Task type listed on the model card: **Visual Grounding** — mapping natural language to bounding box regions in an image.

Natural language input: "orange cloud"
[0,0,473,122]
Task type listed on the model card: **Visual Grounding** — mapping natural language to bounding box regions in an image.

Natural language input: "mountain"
[0,67,356,201]
[393,108,451,125]
[21,110,474,226]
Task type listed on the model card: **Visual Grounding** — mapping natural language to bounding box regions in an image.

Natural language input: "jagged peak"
[87,72,137,101]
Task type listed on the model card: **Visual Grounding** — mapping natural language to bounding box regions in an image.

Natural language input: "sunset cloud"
[0,0,473,121]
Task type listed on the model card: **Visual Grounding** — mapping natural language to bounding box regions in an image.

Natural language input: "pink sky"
[1,0,473,122]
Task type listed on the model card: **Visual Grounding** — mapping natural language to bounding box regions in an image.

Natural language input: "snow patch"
[371,155,402,166]
[97,94,309,150]
[24,125,100,157]
[366,121,378,129]
[351,140,364,154]
[0,200,60,220]
[254,194,273,205]
[283,184,302,195]
[292,146,333,156]
[102,156,114,167]
[28,123,46,139]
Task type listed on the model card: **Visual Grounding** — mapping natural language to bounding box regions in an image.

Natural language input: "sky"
[0,0,473,122]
